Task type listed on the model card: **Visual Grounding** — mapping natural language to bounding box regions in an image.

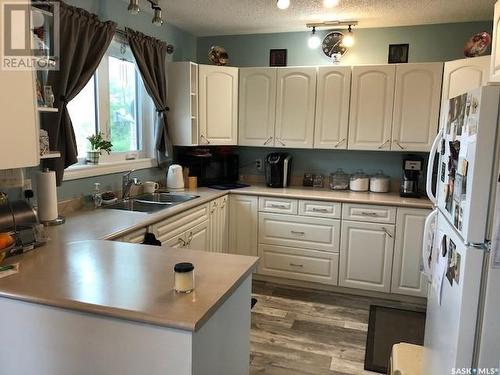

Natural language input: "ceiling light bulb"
[342,25,355,47]
[308,27,321,49]
[152,7,163,26]
[128,0,140,14]
[277,0,290,10]
[323,0,339,8]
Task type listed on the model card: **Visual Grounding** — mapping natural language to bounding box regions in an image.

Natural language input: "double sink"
[102,192,199,213]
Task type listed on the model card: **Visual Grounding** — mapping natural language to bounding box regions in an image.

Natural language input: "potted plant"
[86,132,113,165]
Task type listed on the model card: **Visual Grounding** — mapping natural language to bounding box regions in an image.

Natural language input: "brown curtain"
[41,2,116,185]
[126,28,172,166]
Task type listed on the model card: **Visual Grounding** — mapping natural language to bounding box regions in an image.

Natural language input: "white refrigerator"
[422,85,500,373]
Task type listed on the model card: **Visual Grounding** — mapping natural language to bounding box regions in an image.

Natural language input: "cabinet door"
[339,221,395,292]
[239,68,276,147]
[391,208,430,297]
[185,221,210,252]
[275,68,317,148]
[392,63,443,152]
[228,195,258,257]
[348,65,395,150]
[218,195,229,253]
[491,1,500,82]
[314,67,351,149]
[163,233,186,249]
[208,199,219,252]
[0,69,39,169]
[441,56,490,130]
[198,65,238,145]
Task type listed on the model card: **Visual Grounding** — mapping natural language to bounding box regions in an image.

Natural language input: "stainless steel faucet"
[122,170,140,199]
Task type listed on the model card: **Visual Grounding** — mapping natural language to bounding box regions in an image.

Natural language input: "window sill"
[63,158,157,181]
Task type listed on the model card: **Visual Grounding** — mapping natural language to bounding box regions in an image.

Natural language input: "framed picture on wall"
[388,44,409,64]
[270,49,287,67]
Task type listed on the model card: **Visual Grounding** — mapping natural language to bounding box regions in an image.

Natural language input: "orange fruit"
[0,233,14,250]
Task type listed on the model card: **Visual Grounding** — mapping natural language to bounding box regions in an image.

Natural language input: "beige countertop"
[0,240,258,331]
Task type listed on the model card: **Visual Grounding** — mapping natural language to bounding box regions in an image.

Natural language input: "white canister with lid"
[349,170,370,192]
[370,170,391,193]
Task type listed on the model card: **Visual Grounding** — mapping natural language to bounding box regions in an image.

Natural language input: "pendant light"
[342,25,355,47]
[127,0,140,14]
[276,0,290,10]
[308,27,321,49]
[152,6,163,26]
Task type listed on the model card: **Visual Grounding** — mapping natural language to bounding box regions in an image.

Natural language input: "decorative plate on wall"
[208,46,229,66]
[322,31,347,62]
[464,32,491,57]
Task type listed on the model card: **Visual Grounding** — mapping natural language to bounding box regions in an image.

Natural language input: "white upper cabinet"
[239,68,276,147]
[391,63,443,152]
[314,67,351,149]
[198,65,239,145]
[348,65,395,151]
[491,1,500,82]
[0,68,39,169]
[275,67,317,149]
[441,56,490,130]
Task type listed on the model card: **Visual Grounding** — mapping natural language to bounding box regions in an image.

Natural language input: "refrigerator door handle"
[422,209,438,281]
[426,129,443,205]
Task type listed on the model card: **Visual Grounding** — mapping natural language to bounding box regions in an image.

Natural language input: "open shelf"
[40,151,61,160]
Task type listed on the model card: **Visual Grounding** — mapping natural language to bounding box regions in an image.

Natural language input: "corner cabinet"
[491,0,500,82]
[238,68,276,147]
[275,67,317,148]
[198,65,239,145]
[348,65,395,151]
[314,67,351,149]
[391,63,443,152]
[228,195,258,257]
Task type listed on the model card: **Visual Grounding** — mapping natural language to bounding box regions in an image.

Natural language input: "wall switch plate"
[0,169,24,189]
[256,159,263,171]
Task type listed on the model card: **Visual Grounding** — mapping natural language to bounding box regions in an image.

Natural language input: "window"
[68,38,153,163]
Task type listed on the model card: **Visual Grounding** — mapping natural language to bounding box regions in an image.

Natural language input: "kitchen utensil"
[329,169,350,190]
[350,170,370,192]
[167,164,185,191]
[370,170,391,193]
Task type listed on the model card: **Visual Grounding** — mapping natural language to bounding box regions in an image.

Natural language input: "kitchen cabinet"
[391,208,430,297]
[228,195,258,257]
[348,65,395,151]
[339,220,395,293]
[441,56,490,129]
[0,67,39,169]
[238,68,276,147]
[209,196,229,253]
[167,63,238,146]
[275,67,317,148]
[314,66,351,149]
[199,65,239,145]
[163,221,210,251]
[115,227,148,244]
[391,63,443,152]
[491,1,500,82]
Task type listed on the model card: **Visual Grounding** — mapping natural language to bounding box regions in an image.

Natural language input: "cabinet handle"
[178,237,186,247]
[276,138,286,146]
[263,136,273,145]
[289,263,304,268]
[378,139,390,149]
[291,230,306,236]
[186,232,193,246]
[334,138,346,148]
[360,211,379,217]
[312,208,329,213]
[270,204,288,209]
[200,134,210,144]
[393,140,406,150]
[382,227,393,238]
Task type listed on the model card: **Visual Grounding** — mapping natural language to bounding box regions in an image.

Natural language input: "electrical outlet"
[0,168,24,189]
[255,159,263,171]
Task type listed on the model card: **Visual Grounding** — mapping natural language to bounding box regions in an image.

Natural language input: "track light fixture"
[128,0,164,26]
[277,0,290,10]
[308,27,321,49]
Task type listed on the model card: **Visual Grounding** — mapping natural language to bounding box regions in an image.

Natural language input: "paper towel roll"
[36,169,58,222]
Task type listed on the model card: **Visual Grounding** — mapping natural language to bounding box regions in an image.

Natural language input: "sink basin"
[101,193,199,213]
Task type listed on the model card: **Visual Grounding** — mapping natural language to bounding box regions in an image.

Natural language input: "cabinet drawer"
[258,244,339,285]
[259,197,298,214]
[299,200,341,219]
[342,204,396,224]
[259,213,340,252]
[150,204,209,243]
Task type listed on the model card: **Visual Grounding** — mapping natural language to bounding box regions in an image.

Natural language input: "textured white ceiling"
[156,0,495,36]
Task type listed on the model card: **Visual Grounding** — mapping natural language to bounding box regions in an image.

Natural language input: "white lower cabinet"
[258,244,339,286]
[391,208,430,297]
[185,221,210,251]
[208,196,229,253]
[339,220,395,293]
[228,195,258,257]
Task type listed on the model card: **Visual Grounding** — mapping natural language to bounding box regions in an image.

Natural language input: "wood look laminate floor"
[250,281,424,375]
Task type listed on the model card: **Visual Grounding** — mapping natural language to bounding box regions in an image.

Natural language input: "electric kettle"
[167,164,185,191]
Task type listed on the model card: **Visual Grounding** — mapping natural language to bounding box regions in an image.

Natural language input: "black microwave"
[177,150,239,187]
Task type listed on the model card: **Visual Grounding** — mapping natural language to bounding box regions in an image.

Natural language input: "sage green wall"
[197,21,492,66]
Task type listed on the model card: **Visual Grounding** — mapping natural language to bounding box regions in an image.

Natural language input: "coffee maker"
[265,153,292,188]
[400,156,423,198]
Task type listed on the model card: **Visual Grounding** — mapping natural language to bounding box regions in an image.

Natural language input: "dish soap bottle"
[92,182,103,208]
